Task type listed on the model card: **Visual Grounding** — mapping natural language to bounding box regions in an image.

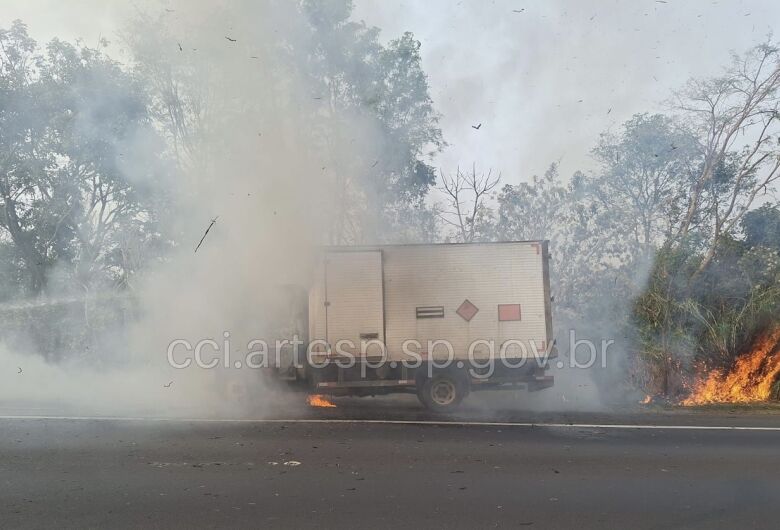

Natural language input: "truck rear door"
[324,250,385,355]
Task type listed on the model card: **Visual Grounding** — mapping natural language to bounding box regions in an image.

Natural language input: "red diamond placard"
[456,299,479,322]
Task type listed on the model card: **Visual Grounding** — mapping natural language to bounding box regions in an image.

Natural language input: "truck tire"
[418,373,468,413]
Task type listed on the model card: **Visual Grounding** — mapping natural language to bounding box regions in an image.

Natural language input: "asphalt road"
[2,400,780,529]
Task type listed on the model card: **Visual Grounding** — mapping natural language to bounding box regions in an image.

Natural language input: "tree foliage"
[125,0,443,245]
[0,21,167,299]
[673,42,780,276]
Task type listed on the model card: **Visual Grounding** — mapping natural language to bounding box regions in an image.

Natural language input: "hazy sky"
[5,0,780,184]
[353,0,780,182]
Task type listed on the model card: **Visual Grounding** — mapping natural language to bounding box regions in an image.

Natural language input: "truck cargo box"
[308,241,554,361]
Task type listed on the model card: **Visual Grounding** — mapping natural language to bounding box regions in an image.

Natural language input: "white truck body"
[295,241,555,409]
[308,241,554,361]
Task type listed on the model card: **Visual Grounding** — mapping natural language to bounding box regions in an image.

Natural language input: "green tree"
[0,21,167,297]
[127,0,443,245]
[673,42,780,276]
[591,114,698,263]
[742,203,780,250]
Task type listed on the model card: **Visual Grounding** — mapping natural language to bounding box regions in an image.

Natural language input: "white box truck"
[286,241,556,412]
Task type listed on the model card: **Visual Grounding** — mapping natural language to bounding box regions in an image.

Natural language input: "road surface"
[2,398,780,529]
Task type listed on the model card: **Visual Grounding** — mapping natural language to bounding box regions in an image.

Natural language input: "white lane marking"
[1,415,780,431]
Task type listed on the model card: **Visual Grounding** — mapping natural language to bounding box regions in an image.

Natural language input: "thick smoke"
[8,1,761,416]
[1,1,385,417]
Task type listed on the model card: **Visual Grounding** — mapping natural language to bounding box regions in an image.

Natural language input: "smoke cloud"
[0,0,387,417]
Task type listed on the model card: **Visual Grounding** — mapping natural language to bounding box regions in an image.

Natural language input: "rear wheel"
[418,373,468,412]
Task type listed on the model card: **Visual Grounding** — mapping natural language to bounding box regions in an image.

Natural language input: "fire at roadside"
[681,327,780,406]
[307,394,337,408]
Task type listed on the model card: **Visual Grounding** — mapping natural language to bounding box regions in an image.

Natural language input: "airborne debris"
[177,42,182,52]
[225,36,237,42]
[164,381,173,388]
[17,367,22,374]
[471,123,482,130]
[194,216,219,253]
[283,461,301,467]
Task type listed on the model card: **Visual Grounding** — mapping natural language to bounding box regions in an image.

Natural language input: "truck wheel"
[418,373,467,412]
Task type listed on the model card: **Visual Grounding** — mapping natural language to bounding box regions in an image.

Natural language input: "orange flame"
[682,327,780,405]
[306,394,336,408]
[640,394,653,404]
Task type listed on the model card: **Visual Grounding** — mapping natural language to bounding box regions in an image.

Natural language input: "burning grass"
[306,394,337,408]
[681,326,780,405]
